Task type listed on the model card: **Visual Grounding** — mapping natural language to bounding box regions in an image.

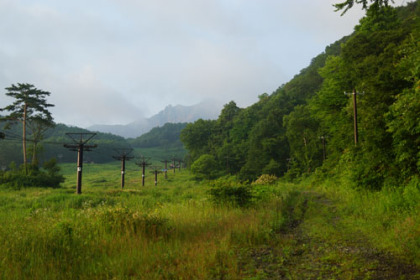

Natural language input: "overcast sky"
[0,0,403,128]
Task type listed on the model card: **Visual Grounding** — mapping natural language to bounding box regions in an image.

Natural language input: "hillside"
[0,122,130,166]
[128,122,187,149]
[181,2,420,188]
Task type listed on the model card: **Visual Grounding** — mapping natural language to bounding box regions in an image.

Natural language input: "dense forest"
[128,122,187,149]
[181,2,419,189]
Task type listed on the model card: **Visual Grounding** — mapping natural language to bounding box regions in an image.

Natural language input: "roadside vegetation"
[0,166,418,279]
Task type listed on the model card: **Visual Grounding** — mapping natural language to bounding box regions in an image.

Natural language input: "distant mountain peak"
[88,100,222,138]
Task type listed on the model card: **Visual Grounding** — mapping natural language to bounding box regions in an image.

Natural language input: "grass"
[0,163,419,279]
[0,164,284,279]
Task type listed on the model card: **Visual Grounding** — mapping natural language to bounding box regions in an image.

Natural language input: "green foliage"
[1,83,55,168]
[0,160,64,189]
[386,34,420,178]
[334,0,393,16]
[209,177,253,207]
[262,159,282,177]
[252,174,278,186]
[180,119,216,161]
[190,154,219,180]
[284,105,322,174]
[129,122,187,149]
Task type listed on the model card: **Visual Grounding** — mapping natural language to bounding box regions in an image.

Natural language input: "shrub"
[209,177,253,207]
[252,174,278,185]
[0,159,64,189]
[191,154,219,180]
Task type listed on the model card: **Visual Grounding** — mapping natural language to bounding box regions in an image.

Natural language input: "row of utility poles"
[54,88,363,195]
[63,132,184,194]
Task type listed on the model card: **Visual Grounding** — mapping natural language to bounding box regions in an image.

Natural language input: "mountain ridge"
[88,100,222,138]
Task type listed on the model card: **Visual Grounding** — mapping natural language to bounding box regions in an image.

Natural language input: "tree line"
[181,2,419,189]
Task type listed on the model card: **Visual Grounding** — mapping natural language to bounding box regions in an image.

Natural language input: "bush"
[0,159,64,189]
[252,174,278,185]
[191,154,219,180]
[209,177,253,207]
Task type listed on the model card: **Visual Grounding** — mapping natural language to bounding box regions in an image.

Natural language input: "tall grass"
[310,175,420,264]
[0,165,285,279]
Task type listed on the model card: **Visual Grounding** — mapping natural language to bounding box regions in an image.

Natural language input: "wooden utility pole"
[171,156,177,174]
[345,89,363,145]
[149,166,162,186]
[112,148,134,189]
[161,159,169,179]
[64,133,97,194]
[136,156,151,186]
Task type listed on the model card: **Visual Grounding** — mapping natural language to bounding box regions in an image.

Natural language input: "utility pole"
[345,89,363,145]
[63,133,97,194]
[149,166,162,186]
[171,156,177,174]
[161,159,170,179]
[112,148,134,189]
[136,156,151,186]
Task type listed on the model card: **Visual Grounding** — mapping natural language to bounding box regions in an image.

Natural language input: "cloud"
[0,0,378,127]
[47,66,142,127]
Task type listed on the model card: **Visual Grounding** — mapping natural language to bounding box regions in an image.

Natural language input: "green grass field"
[0,163,419,279]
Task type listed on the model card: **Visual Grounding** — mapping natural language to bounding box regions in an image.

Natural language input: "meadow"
[0,162,419,279]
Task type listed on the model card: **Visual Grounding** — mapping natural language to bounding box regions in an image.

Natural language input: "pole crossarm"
[149,165,163,172]
[65,132,97,145]
[112,148,134,161]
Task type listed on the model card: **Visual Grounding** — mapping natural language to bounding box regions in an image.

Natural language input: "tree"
[0,83,54,173]
[334,0,393,15]
[386,34,420,179]
[284,105,322,174]
[190,154,218,180]
[180,119,216,161]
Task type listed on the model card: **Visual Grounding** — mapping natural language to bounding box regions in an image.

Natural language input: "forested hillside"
[0,122,130,166]
[181,2,419,188]
[128,122,187,149]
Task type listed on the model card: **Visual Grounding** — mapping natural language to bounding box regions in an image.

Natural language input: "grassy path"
[239,190,419,279]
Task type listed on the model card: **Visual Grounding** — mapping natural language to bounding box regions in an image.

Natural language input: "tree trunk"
[23,103,27,174]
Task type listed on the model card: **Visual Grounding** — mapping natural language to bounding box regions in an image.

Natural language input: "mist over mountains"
[88,100,223,138]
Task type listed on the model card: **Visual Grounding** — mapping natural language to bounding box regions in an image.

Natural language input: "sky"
[0,0,404,128]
